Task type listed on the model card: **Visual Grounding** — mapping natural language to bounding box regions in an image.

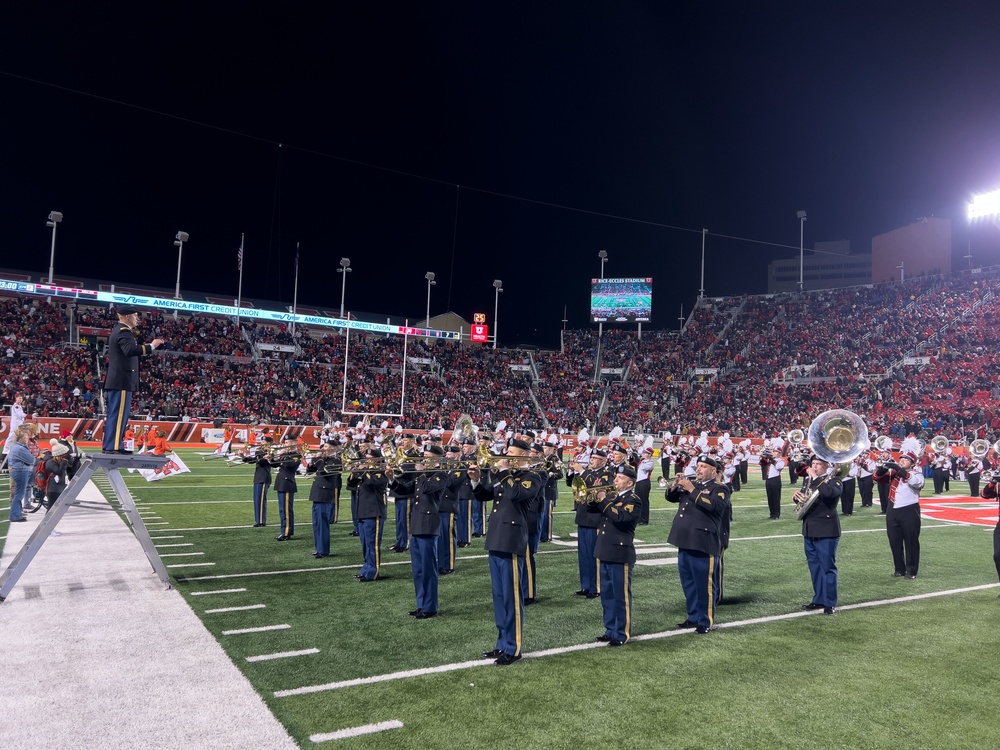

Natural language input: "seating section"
[3,267,999,442]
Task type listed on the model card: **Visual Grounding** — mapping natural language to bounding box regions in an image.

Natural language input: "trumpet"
[571,475,615,504]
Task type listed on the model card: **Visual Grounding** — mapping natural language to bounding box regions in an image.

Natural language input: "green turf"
[4,452,999,747]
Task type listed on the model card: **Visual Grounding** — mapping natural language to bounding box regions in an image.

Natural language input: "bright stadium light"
[967,189,1000,220]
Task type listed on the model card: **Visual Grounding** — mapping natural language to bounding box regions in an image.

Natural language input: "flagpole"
[236,233,244,326]
[291,242,300,337]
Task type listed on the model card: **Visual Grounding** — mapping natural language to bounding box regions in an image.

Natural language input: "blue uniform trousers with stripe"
[437,512,456,571]
[577,526,599,593]
[411,534,439,614]
[102,389,132,451]
[394,498,409,550]
[456,500,471,544]
[489,551,524,657]
[277,492,295,538]
[539,499,553,542]
[359,517,381,580]
[599,561,633,642]
[471,500,485,535]
[312,501,333,555]
[678,549,717,629]
[253,482,269,525]
[804,536,839,607]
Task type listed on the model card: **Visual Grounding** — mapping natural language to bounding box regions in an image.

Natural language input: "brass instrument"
[795,409,870,520]
[474,445,545,471]
[982,470,994,484]
[930,435,949,454]
[452,413,476,445]
[969,439,990,458]
[571,475,615,504]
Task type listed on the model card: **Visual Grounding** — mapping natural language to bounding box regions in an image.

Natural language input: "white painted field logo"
[921,499,998,528]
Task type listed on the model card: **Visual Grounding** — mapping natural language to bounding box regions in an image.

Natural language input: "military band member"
[307,444,339,558]
[456,439,477,547]
[874,444,924,578]
[471,434,493,537]
[593,464,641,646]
[347,449,389,582]
[389,433,419,553]
[522,443,548,604]
[573,448,613,598]
[539,440,563,541]
[437,444,462,574]
[980,475,1000,589]
[271,438,300,541]
[796,456,843,615]
[251,434,274,526]
[469,439,537,666]
[389,444,448,619]
[666,455,731,634]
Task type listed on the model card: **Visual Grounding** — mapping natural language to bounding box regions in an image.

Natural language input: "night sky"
[4,2,1000,347]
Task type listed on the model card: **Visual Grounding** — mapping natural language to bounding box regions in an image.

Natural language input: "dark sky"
[4,2,1000,347]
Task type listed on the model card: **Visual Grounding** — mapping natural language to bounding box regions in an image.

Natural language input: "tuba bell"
[969,439,990,459]
[930,435,949,454]
[795,409,871,519]
[452,413,476,445]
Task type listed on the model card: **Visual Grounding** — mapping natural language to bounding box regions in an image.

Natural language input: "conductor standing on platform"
[102,305,163,454]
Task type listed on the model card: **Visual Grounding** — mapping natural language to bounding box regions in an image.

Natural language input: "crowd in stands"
[3,264,1000,447]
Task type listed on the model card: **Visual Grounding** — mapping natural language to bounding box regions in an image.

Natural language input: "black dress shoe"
[414,611,437,619]
[585,592,599,599]
[388,545,399,552]
[275,535,289,541]
[803,603,824,611]
[904,573,917,579]
[694,626,711,634]
[608,639,625,647]
[823,607,836,615]
[458,542,470,548]
[574,590,590,596]
[408,609,422,617]
[892,572,904,577]
[357,577,374,583]
[523,598,535,605]
[350,531,360,537]
[482,649,503,659]
[439,569,454,575]
[353,574,364,579]
[494,653,522,666]
[472,533,483,538]
[252,523,263,528]
[595,635,612,642]
[676,620,696,629]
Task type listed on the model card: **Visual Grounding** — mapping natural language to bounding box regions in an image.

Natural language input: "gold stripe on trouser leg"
[525,543,534,598]
[547,506,553,540]
[512,553,522,656]
[449,515,455,569]
[623,562,631,642]
[333,488,339,523]
[285,495,292,537]
[405,498,411,538]
[706,555,716,628]
[114,391,127,450]
[374,518,381,579]
[594,555,600,594]
[466,507,472,541]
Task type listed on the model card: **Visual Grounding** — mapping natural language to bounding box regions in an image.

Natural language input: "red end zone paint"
[921,498,999,527]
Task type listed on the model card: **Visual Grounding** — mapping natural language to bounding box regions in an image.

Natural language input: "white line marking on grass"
[223,624,291,635]
[160,552,206,558]
[155,543,194,548]
[205,604,266,614]
[246,648,320,663]
[731,523,956,543]
[190,588,247,596]
[310,720,404,743]
[275,582,1000,697]
[166,562,217,569]
[150,535,184,540]
[635,546,676,555]
[144,522,170,526]
[635,558,678,566]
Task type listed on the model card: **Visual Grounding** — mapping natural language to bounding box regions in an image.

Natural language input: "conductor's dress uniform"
[102,321,157,452]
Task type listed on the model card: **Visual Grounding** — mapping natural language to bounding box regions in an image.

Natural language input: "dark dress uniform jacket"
[272,456,299,494]
[799,474,843,538]
[347,471,389,519]
[391,473,447,535]
[253,454,273,486]
[545,464,563,503]
[594,487,641,564]
[307,457,339,503]
[575,466,615,528]
[104,322,155,392]
[474,469,537,554]
[666,480,731,555]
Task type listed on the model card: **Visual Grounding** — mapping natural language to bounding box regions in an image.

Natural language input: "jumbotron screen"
[590,277,652,323]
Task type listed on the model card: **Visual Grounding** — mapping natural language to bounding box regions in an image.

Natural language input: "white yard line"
[309,720,404,743]
[190,588,248,596]
[223,624,291,636]
[246,648,320,663]
[205,604,266,614]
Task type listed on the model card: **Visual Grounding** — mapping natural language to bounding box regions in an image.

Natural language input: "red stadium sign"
[471,324,489,342]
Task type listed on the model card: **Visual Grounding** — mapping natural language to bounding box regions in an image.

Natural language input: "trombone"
[571,475,615,504]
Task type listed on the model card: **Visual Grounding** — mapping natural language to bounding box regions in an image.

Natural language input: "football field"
[2,451,999,748]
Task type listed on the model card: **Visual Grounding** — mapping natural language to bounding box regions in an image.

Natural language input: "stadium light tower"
[699,228,707,298]
[173,231,189,320]
[493,279,503,350]
[46,211,63,285]
[797,210,807,292]
[424,271,436,340]
[897,261,905,282]
[967,188,1000,221]
[337,258,352,319]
